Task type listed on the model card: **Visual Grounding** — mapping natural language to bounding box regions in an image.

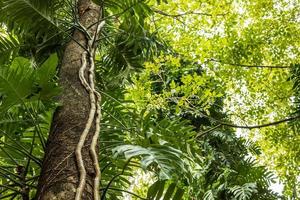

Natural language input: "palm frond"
[0,30,19,63]
[97,0,168,88]
[0,54,59,112]
[0,0,54,33]
[0,57,35,111]
[0,0,73,62]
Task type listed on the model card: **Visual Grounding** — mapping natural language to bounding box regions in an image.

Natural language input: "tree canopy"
[0,0,299,199]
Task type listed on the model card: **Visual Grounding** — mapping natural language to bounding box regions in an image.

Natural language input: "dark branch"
[87,0,145,30]
[154,9,212,17]
[100,159,132,200]
[196,112,300,135]
[208,58,290,69]
[153,8,226,18]
[218,115,300,129]
[196,124,222,138]
[100,187,147,200]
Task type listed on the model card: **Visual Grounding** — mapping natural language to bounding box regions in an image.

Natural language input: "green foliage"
[98,91,193,199]
[290,64,300,109]
[146,0,299,198]
[0,54,59,112]
[0,57,35,111]
[0,0,299,199]
[147,181,184,200]
[0,30,19,64]
[0,0,57,32]
[228,183,257,200]
[0,54,59,199]
[113,144,186,180]
[97,0,167,88]
[0,0,71,63]
[203,190,215,200]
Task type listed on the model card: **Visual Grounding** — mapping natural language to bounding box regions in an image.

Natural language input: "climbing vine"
[75,14,105,200]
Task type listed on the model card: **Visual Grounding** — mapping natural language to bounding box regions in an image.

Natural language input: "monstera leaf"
[112,144,187,180]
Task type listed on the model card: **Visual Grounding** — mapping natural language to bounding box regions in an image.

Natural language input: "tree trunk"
[36,1,102,199]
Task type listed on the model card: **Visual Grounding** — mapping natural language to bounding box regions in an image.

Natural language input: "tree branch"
[100,159,132,200]
[153,8,226,18]
[196,124,222,138]
[208,58,290,69]
[87,0,145,30]
[195,113,300,137]
[99,187,147,200]
[218,115,300,129]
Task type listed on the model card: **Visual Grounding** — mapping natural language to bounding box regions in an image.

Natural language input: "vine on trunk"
[75,17,105,200]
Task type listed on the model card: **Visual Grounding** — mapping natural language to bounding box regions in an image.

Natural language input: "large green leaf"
[35,53,60,99]
[0,31,19,63]
[0,0,60,33]
[112,144,186,179]
[0,54,60,112]
[203,190,215,200]
[147,180,184,200]
[0,57,34,111]
[229,183,258,200]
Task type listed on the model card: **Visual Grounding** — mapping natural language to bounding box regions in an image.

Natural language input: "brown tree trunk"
[36,1,102,199]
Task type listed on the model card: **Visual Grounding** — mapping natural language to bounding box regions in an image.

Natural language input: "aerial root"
[90,91,101,200]
[75,20,105,200]
[75,52,97,200]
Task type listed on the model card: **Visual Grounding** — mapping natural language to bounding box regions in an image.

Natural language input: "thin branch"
[16,166,29,200]
[100,162,112,173]
[0,184,20,193]
[0,167,22,180]
[0,172,22,188]
[202,114,300,129]
[101,109,127,129]
[9,193,18,200]
[180,99,300,130]
[0,141,42,166]
[24,120,37,182]
[87,0,145,30]
[153,8,226,18]
[0,146,18,166]
[196,124,222,138]
[0,192,17,200]
[208,58,290,69]
[26,102,46,150]
[100,187,147,200]
[100,159,131,200]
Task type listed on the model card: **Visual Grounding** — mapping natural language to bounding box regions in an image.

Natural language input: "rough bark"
[36,1,101,199]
